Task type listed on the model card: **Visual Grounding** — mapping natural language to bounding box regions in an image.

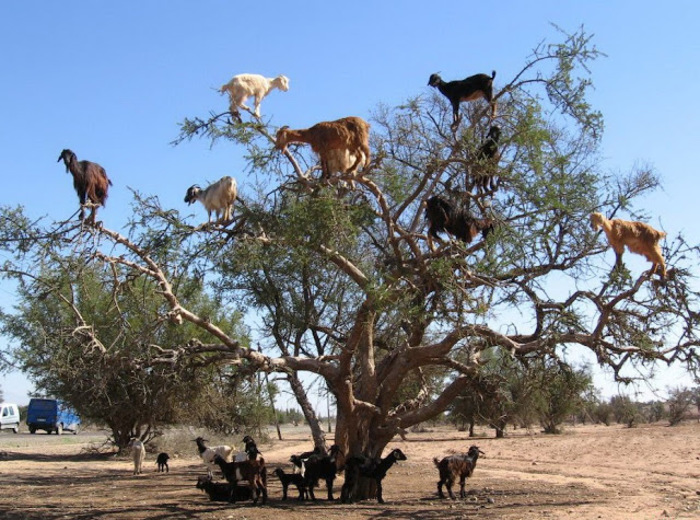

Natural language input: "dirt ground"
[0,421,698,520]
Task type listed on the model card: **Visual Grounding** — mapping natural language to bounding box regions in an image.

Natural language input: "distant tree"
[644,401,667,423]
[667,387,693,426]
[0,384,3,402]
[0,264,251,450]
[531,360,593,434]
[610,395,643,428]
[591,400,613,426]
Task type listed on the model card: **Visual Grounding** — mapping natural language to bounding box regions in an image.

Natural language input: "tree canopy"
[1,27,699,492]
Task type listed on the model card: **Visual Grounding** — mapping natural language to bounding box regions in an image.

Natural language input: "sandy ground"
[0,422,698,520]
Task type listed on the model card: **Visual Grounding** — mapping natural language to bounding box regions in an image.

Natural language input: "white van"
[0,402,21,433]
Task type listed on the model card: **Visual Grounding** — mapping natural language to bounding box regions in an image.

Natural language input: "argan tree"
[1,28,699,499]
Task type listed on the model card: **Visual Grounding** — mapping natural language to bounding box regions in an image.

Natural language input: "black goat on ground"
[156,452,170,473]
[274,467,308,500]
[213,453,267,505]
[57,149,112,223]
[433,445,485,499]
[303,444,345,501]
[290,446,323,474]
[425,196,494,251]
[428,71,497,129]
[195,475,253,502]
[471,125,501,193]
[341,448,407,504]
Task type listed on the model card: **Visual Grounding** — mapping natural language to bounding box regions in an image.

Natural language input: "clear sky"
[1,1,698,405]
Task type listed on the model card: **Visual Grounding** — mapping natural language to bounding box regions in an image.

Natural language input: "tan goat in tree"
[590,212,667,278]
[275,116,371,182]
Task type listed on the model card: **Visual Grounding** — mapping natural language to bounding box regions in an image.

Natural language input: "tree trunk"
[287,372,326,449]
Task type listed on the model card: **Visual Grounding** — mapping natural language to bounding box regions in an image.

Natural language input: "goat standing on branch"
[428,70,497,129]
[425,195,494,251]
[590,212,667,279]
[184,175,238,225]
[275,116,371,183]
[471,125,501,193]
[220,73,289,118]
[57,148,112,224]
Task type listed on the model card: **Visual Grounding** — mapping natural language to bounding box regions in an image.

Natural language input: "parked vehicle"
[26,398,80,435]
[0,402,20,433]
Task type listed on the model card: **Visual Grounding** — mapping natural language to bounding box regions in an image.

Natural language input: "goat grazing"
[184,175,237,224]
[303,444,345,501]
[193,436,234,479]
[428,71,497,128]
[425,196,494,251]
[156,452,170,473]
[341,448,407,504]
[195,475,253,502]
[128,437,146,475]
[275,116,371,182]
[434,445,485,499]
[213,454,267,505]
[57,149,112,223]
[274,467,308,500]
[471,125,501,193]
[220,73,289,117]
[590,212,667,279]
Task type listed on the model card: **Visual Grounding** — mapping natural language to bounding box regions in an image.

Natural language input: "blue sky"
[1,1,699,405]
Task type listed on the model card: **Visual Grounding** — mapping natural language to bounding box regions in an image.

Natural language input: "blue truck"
[26,398,80,435]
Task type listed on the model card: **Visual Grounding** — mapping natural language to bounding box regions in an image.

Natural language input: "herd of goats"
[126,434,486,505]
[57,69,668,280]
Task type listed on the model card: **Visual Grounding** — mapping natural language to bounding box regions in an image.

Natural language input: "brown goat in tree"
[275,116,371,182]
[57,149,112,223]
[590,212,667,279]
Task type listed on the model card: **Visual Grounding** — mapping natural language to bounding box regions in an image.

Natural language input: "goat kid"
[274,467,309,500]
[428,71,497,128]
[341,448,407,504]
[434,445,485,499]
[590,212,667,279]
[220,73,289,117]
[425,195,494,251]
[156,452,170,473]
[184,175,237,224]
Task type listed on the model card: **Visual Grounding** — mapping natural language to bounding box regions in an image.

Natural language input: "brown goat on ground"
[275,116,371,182]
[57,149,112,223]
[590,212,667,278]
[433,445,484,500]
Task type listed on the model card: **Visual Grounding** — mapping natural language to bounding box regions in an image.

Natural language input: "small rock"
[487,497,495,504]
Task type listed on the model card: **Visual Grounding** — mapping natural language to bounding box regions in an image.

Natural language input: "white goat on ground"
[128,437,146,475]
[184,176,238,224]
[194,436,234,478]
[220,73,289,117]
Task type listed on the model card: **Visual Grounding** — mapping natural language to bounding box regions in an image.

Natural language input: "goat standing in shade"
[590,212,667,279]
[341,448,407,504]
[57,149,112,224]
[428,71,497,129]
[220,73,289,118]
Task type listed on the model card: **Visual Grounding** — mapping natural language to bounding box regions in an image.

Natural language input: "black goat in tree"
[340,448,407,504]
[57,149,112,223]
[471,125,501,193]
[428,71,497,129]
